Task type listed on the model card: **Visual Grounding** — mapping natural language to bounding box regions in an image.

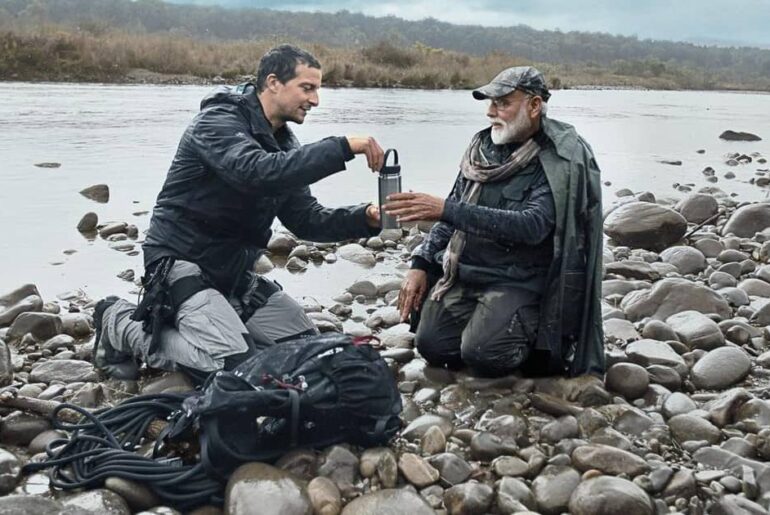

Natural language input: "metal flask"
[378,149,402,230]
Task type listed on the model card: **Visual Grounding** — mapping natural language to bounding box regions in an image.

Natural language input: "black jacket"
[143,83,374,294]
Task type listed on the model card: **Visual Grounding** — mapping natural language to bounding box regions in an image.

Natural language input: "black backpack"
[26,333,402,509]
[179,332,403,477]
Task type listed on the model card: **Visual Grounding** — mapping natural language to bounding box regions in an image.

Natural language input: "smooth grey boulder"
[668,414,721,444]
[0,284,43,327]
[604,202,687,251]
[337,244,376,266]
[61,489,131,515]
[6,312,62,341]
[625,339,687,374]
[665,310,724,350]
[620,278,731,321]
[225,463,311,515]
[79,184,110,203]
[659,246,706,275]
[531,465,581,515]
[691,347,751,390]
[569,476,653,515]
[571,444,648,476]
[340,489,434,515]
[30,359,98,384]
[605,362,649,399]
[676,193,719,224]
[722,203,770,237]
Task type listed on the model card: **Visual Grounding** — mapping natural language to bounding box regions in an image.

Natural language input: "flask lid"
[379,149,400,175]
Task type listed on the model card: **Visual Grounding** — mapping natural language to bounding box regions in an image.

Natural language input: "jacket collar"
[541,116,579,160]
[236,83,298,150]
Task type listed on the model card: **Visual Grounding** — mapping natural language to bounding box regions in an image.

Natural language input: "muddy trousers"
[101,260,318,373]
[414,282,540,377]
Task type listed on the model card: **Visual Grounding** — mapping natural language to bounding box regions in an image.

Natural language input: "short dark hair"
[256,45,321,91]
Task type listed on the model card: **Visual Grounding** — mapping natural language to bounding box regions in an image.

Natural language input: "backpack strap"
[288,388,300,447]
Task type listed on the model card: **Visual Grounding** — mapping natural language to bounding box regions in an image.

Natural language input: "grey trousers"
[414,282,541,377]
[102,260,318,372]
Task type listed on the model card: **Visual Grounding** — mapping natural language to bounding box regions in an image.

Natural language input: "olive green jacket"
[537,116,605,377]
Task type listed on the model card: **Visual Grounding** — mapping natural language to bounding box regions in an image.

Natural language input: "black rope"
[23,394,223,510]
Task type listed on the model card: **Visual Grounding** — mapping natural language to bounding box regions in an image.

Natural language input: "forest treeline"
[1,0,769,90]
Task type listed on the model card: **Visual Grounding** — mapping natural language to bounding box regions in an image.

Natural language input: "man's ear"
[530,96,543,119]
[264,73,281,94]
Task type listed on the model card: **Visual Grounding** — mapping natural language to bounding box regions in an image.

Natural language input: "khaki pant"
[102,260,317,372]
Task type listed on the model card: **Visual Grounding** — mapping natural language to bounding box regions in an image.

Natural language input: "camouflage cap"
[472,66,551,102]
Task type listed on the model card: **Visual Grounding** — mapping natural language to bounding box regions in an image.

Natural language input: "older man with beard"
[385,66,605,378]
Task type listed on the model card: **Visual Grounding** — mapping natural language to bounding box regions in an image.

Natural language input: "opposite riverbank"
[2,26,765,91]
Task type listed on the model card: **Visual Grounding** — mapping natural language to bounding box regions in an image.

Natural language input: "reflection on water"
[1,83,769,301]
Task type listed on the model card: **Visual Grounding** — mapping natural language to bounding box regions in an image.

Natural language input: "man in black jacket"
[94,45,384,379]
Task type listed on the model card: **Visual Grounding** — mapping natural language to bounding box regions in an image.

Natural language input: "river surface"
[1,83,769,302]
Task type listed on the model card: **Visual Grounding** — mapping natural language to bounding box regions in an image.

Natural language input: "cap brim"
[472,82,512,100]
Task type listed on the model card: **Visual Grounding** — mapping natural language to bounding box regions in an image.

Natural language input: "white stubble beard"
[490,105,532,145]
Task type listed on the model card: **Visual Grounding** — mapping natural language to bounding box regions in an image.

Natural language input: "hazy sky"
[171,0,770,48]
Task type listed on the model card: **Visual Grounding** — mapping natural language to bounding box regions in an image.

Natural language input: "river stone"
[0,448,20,495]
[660,246,706,275]
[620,277,731,322]
[337,244,376,266]
[104,477,159,512]
[364,306,400,329]
[0,340,11,387]
[531,465,581,515]
[378,324,414,348]
[443,481,494,515]
[571,443,648,476]
[0,411,51,445]
[497,476,536,511]
[691,346,751,390]
[605,362,649,399]
[662,392,697,419]
[420,425,446,454]
[398,453,439,487]
[711,495,768,515]
[267,233,298,254]
[76,212,99,234]
[604,201,687,251]
[626,339,687,372]
[492,456,529,477]
[641,319,678,341]
[253,254,274,274]
[428,453,472,485]
[722,203,770,237]
[79,183,109,203]
[603,319,640,343]
[720,130,762,141]
[668,414,721,444]
[568,476,653,515]
[665,310,724,350]
[709,271,738,289]
[225,463,311,515]
[318,446,360,488]
[540,415,579,443]
[739,278,770,297]
[307,477,341,515]
[694,238,724,258]
[62,489,131,515]
[30,359,97,383]
[0,496,91,515]
[348,273,402,297]
[647,364,681,390]
[61,312,93,338]
[340,489,434,515]
[676,194,719,224]
[605,261,659,281]
[7,312,62,341]
[736,398,770,432]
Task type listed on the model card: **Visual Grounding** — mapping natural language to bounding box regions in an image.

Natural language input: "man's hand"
[365,204,381,228]
[398,269,428,322]
[384,192,445,223]
[347,136,385,172]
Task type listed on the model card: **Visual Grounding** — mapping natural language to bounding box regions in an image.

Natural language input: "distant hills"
[1,0,769,90]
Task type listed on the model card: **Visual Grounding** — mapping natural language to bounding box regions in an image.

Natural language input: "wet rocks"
[604,202,687,251]
[691,346,751,390]
[397,453,439,487]
[626,339,687,371]
[267,233,298,254]
[62,489,131,515]
[79,184,110,203]
[0,411,51,446]
[225,463,311,515]
[0,448,21,495]
[568,476,653,515]
[0,283,43,327]
[307,477,341,515]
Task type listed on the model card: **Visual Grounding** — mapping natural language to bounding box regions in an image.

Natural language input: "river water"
[1,83,769,302]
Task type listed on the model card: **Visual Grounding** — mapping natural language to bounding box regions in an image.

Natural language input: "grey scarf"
[431,132,541,301]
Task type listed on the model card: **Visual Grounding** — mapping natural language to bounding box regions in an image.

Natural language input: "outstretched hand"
[383,192,445,223]
[398,269,428,322]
